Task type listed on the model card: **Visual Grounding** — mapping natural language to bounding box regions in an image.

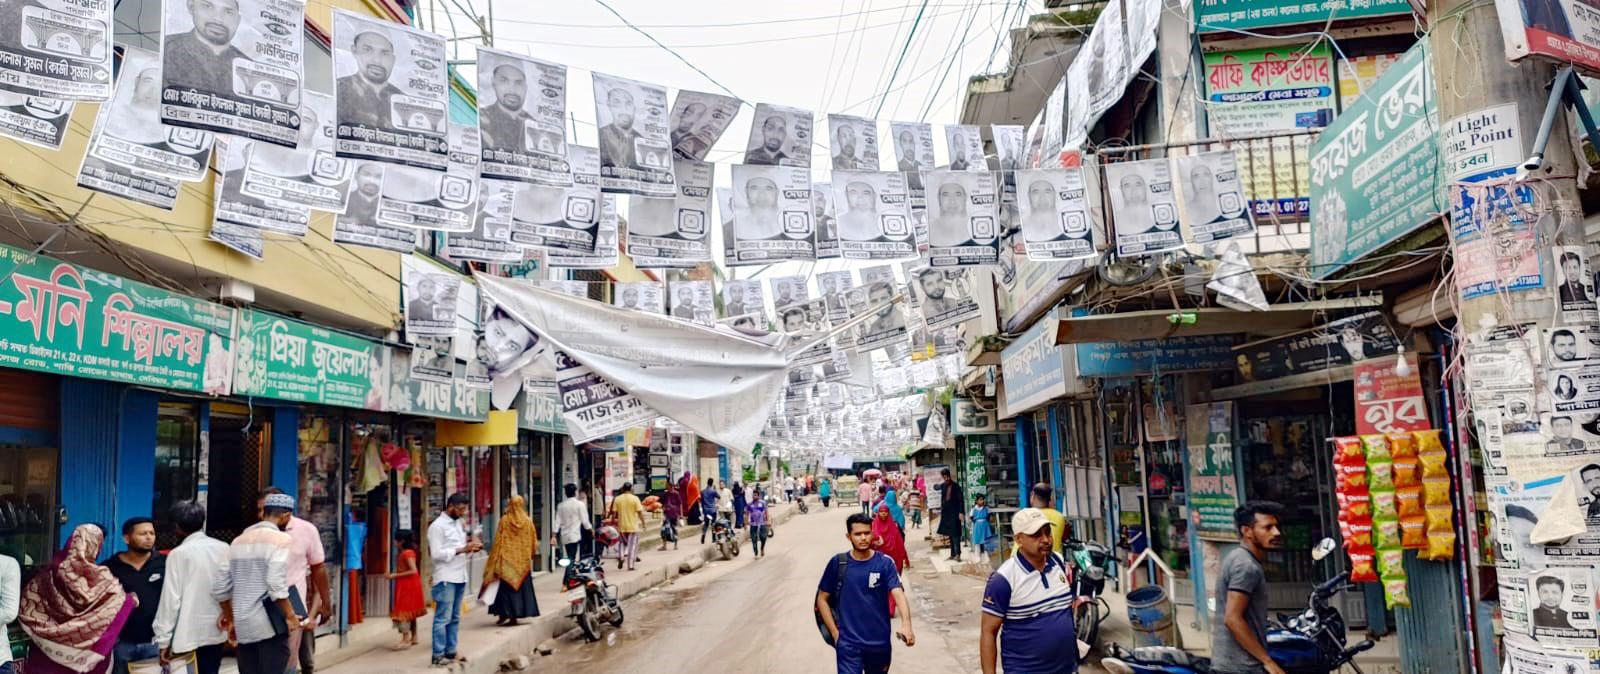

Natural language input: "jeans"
[835,642,892,674]
[237,635,290,674]
[735,508,746,529]
[563,541,581,561]
[430,581,466,659]
[749,524,768,556]
[701,511,716,543]
[111,641,159,674]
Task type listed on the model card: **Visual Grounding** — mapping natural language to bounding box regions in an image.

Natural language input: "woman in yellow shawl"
[484,495,540,625]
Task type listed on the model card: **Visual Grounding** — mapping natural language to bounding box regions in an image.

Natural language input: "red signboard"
[1495,0,1600,75]
[1353,354,1431,435]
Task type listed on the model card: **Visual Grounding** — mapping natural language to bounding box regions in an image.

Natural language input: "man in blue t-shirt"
[817,513,915,673]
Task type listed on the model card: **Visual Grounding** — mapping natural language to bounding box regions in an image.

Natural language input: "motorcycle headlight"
[1087,567,1106,581]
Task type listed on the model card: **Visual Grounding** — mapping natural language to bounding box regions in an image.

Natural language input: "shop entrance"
[207,405,269,542]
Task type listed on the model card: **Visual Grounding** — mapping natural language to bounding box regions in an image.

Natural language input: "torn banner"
[477,274,790,451]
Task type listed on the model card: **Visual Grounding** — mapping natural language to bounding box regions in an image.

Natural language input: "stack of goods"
[1332,429,1458,609]
[1413,430,1456,561]
[1363,434,1409,608]
[1334,437,1377,584]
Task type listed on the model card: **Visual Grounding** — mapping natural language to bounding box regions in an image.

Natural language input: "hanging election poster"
[817,270,855,323]
[159,0,303,146]
[768,275,809,309]
[214,137,310,239]
[1175,151,1256,244]
[0,0,112,100]
[76,59,180,209]
[1017,167,1095,261]
[722,279,766,321]
[510,144,601,253]
[408,335,453,384]
[627,158,713,268]
[852,281,908,352]
[333,161,420,253]
[555,349,657,443]
[944,124,985,171]
[591,71,674,197]
[669,280,715,325]
[833,171,915,261]
[477,47,570,187]
[744,102,812,167]
[332,10,448,171]
[729,164,814,264]
[1106,158,1183,256]
[910,267,981,331]
[376,123,479,232]
[922,170,1000,267]
[889,121,935,206]
[545,194,618,269]
[614,281,664,314]
[668,89,740,161]
[813,181,840,259]
[0,92,71,149]
[778,298,832,367]
[993,124,1027,172]
[442,180,521,262]
[828,113,879,171]
[87,46,213,181]
[242,91,352,213]
[403,256,461,337]
[209,141,267,258]
[477,302,556,410]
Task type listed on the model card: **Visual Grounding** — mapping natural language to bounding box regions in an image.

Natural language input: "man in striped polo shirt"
[980,508,1079,674]
[214,492,298,674]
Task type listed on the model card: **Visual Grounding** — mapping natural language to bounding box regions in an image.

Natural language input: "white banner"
[828,113,879,171]
[477,47,570,187]
[332,10,448,170]
[1018,167,1095,261]
[243,91,353,213]
[377,123,481,231]
[1175,151,1255,245]
[669,89,740,161]
[614,281,664,314]
[0,0,112,100]
[1107,158,1184,256]
[730,164,814,263]
[744,103,812,167]
[555,348,657,444]
[592,72,674,197]
[944,124,985,172]
[479,274,790,451]
[628,158,714,268]
[833,171,916,260]
[922,170,1000,267]
[160,0,304,146]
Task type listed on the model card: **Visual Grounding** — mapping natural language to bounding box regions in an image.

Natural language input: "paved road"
[537,504,970,673]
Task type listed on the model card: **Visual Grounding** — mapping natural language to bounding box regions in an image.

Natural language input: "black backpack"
[814,553,849,647]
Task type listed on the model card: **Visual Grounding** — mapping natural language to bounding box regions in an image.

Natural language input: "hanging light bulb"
[1395,346,1412,377]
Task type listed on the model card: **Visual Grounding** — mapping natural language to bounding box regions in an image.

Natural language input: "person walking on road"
[1012,484,1067,556]
[784,474,798,502]
[385,530,425,650]
[819,476,833,508]
[212,495,296,674]
[937,468,966,561]
[732,482,748,529]
[610,484,644,571]
[20,524,133,674]
[680,473,702,527]
[427,493,481,667]
[153,501,229,674]
[979,508,1079,674]
[1212,502,1287,674]
[659,482,683,551]
[857,478,875,516]
[484,495,539,626]
[104,517,165,674]
[816,513,915,674]
[259,487,329,674]
[871,504,909,573]
[699,478,721,544]
[554,484,593,562]
[748,488,770,558]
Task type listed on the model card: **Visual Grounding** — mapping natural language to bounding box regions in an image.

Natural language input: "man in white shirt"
[154,500,229,674]
[259,488,328,674]
[554,483,593,561]
[427,493,480,667]
[784,475,798,503]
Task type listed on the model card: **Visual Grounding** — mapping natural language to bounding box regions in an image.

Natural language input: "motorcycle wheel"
[1074,600,1101,653]
[607,602,626,627]
[731,539,742,557]
[719,541,731,560]
[577,598,601,642]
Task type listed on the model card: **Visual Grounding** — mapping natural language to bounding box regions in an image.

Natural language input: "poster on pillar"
[1494,0,1600,76]
[1444,102,1542,299]
[1185,402,1240,540]
[1526,567,1600,647]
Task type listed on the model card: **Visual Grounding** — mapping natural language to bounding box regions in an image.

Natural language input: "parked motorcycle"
[559,553,624,641]
[711,514,741,559]
[1065,537,1115,650]
[1103,539,1375,674]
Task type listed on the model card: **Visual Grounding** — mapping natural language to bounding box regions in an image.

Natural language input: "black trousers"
[194,643,225,674]
[298,630,316,674]
[236,635,289,674]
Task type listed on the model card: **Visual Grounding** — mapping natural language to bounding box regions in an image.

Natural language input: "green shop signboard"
[232,309,385,410]
[384,346,488,422]
[1309,39,1440,280]
[1195,0,1411,33]
[1186,402,1240,541]
[964,439,987,499]
[0,243,234,392]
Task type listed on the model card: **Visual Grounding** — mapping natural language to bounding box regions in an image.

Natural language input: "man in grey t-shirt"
[1211,502,1286,674]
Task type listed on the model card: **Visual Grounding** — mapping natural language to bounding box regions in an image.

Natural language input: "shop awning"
[1204,363,1359,401]
[1053,296,1383,345]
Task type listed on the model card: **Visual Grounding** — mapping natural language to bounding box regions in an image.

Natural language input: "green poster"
[1186,402,1240,541]
[1196,0,1411,33]
[384,347,488,422]
[0,243,234,392]
[232,309,385,410]
[1309,39,1440,279]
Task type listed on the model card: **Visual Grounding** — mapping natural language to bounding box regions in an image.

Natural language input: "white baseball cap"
[1013,508,1051,536]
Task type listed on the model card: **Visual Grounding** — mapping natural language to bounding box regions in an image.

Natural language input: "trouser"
[619,533,639,570]
[701,512,716,542]
[111,641,159,674]
[191,644,224,674]
[430,581,466,658]
[786,489,795,502]
[822,496,831,508]
[236,635,290,674]
[750,524,768,555]
[947,528,965,559]
[835,642,892,674]
[298,626,316,674]
[911,510,922,527]
[563,541,581,561]
[735,508,746,528]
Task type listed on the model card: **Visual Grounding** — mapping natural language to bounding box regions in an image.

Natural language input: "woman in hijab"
[484,495,539,626]
[20,524,134,674]
[680,472,702,527]
[871,503,909,574]
[658,482,683,551]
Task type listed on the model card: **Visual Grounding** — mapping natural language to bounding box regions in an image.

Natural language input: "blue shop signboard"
[1001,312,1079,416]
[1075,334,1239,378]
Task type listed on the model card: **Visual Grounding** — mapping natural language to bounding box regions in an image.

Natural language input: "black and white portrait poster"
[852,281,908,353]
[333,161,421,253]
[1552,245,1596,324]
[477,47,570,187]
[778,298,833,367]
[768,274,809,309]
[377,123,480,231]
[0,92,72,149]
[539,280,588,298]
[613,281,664,314]
[922,170,1000,267]
[160,0,304,146]
[828,113,879,171]
[1545,326,1600,415]
[1175,151,1254,245]
[669,89,739,161]
[442,179,520,262]
[0,0,112,100]
[1106,158,1183,256]
[817,270,854,322]
[860,264,895,287]
[591,72,674,197]
[510,144,602,253]
[1018,167,1095,260]
[628,158,713,268]
[910,267,980,331]
[889,121,935,204]
[992,124,1027,171]
[813,181,840,259]
[214,137,309,238]
[408,335,454,384]
[717,187,734,260]
[332,10,448,170]
[669,280,714,325]
[832,170,915,260]
[75,49,182,210]
[944,124,985,172]
[744,102,812,167]
[546,194,619,269]
[1527,568,1599,647]
[730,164,814,263]
[722,279,765,320]
[243,91,352,213]
[87,46,213,181]
[403,256,461,337]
